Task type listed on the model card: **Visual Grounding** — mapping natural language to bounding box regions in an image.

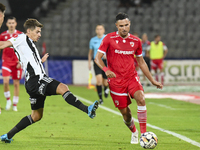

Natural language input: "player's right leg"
[119,107,138,144]
[158,59,164,85]
[13,80,20,111]
[94,61,104,104]
[3,76,11,110]
[109,85,138,144]
[102,59,109,99]
[151,60,159,82]
[1,95,45,143]
[96,74,103,104]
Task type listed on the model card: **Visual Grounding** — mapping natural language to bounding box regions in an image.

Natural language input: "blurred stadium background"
[0,0,200,85]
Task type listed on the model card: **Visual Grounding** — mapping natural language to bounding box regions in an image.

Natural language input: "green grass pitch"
[0,85,200,150]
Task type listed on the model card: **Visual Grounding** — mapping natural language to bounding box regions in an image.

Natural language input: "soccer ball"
[140,132,158,149]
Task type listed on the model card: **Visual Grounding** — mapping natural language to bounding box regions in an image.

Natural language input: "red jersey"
[98,32,142,83]
[0,30,22,65]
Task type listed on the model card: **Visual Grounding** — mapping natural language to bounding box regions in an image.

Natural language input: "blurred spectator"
[141,33,151,85]
[146,35,168,85]
[119,0,153,7]
[119,0,131,7]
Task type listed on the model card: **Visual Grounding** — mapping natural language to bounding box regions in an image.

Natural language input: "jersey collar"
[116,31,130,39]
[7,29,17,34]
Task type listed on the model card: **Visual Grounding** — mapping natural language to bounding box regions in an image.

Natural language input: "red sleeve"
[163,42,165,46]
[147,41,151,45]
[17,30,22,34]
[98,35,110,54]
[135,39,142,57]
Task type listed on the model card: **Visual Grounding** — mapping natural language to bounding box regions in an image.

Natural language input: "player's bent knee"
[120,107,132,121]
[56,83,69,95]
[134,91,145,106]
[96,80,102,85]
[32,114,43,122]
[3,82,9,87]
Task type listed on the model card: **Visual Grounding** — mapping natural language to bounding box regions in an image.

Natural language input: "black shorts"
[144,57,151,71]
[93,59,107,79]
[25,75,60,110]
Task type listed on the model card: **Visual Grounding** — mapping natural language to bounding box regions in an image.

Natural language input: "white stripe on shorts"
[110,90,128,96]
[2,66,11,72]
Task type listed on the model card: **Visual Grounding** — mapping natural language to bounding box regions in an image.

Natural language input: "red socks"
[161,72,164,85]
[123,117,137,133]
[155,73,159,82]
[137,106,147,134]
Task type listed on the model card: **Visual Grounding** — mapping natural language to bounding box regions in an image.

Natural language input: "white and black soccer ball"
[140,132,158,149]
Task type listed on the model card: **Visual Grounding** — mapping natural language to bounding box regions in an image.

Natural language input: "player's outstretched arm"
[136,56,163,89]
[0,41,13,50]
[41,53,49,63]
[94,51,116,78]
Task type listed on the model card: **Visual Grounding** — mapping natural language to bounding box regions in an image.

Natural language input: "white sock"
[137,105,147,110]
[4,91,11,101]
[13,96,19,106]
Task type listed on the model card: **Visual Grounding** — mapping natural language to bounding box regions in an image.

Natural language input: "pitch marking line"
[75,95,200,148]
[148,102,177,110]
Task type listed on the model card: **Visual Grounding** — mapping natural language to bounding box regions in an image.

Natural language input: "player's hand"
[151,80,163,89]
[41,53,49,63]
[16,62,21,69]
[105,70,116,78]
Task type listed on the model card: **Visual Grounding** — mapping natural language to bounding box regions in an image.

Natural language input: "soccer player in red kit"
[0,16,22,111]
[0,3,6,114]
[95,13,163,144]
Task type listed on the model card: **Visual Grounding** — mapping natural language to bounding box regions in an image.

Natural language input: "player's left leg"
[2,65,12,110]
[13,80,20,111]
[128,76,146,134]
[134,90,147,134]
[103,78,109,98]
[159,59,164,85]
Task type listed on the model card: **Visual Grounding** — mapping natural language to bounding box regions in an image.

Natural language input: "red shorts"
[2,63,23,80]
[151,59,163,70]
[109,75,143,110]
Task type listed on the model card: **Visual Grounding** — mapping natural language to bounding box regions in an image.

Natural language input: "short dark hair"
[0,3,6,13]
[96,24,105,28]
[23,18,43,33]
[154,34,160,39]
[7,16,17,22]
[116,12,129,22]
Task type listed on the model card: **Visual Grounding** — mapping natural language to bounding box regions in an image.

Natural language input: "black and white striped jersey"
[9,33,46,81]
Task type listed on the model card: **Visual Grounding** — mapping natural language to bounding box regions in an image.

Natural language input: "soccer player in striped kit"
[0,18,98,143]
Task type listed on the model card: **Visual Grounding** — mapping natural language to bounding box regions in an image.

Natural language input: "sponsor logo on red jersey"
[115,49,134,55]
